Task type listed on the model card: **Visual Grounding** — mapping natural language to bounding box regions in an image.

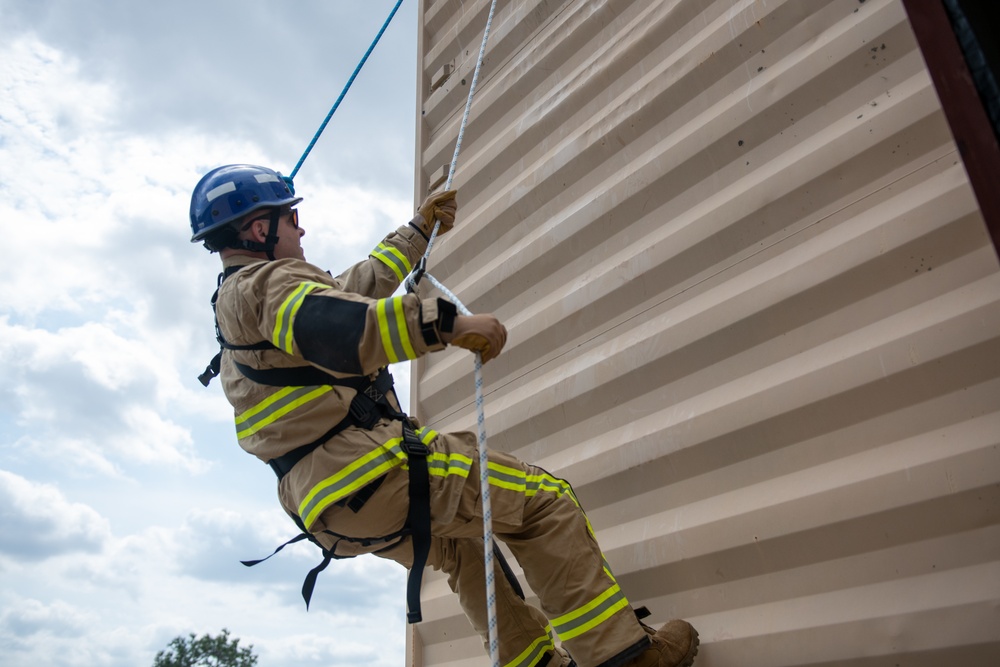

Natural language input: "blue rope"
[288,0,405,181]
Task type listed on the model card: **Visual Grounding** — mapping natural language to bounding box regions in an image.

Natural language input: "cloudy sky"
[0,1,428,665]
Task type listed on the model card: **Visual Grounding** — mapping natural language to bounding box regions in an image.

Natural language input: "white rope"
[405,1,501,665]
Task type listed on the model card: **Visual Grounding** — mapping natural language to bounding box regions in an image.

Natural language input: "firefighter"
[190,164,699,667]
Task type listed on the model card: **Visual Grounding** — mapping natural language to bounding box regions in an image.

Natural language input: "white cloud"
[0,597,92,639]
[300,181,413,263]
[0,470,111,561]
[0,319,210,475]
[0,593,169,667]
[0,8,419,666]
[0,37,252,323]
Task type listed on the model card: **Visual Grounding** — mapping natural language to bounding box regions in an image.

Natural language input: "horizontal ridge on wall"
[410,0,1000,665]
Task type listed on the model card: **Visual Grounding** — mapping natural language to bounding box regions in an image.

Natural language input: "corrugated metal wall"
[409,0,1000,665]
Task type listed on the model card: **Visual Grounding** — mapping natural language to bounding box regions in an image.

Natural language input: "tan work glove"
[415,189,458,237]
[444,314,507,363]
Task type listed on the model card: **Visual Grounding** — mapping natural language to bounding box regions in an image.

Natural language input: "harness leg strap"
[402,424,432,623]
[493,541,525,600]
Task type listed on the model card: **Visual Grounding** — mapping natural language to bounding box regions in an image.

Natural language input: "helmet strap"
[263,209,281,261]
[238,208,282,260]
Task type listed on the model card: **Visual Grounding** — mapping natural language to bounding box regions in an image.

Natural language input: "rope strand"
[282,2,504,663]
[407,2,501,665]
[290,0,405,180]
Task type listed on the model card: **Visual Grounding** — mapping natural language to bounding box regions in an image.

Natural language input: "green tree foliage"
[153,629,258,667]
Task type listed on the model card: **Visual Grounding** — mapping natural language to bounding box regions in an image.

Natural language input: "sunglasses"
[242,207,299,231]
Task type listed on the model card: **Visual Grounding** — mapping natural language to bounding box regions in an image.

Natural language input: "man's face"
[243,207,306,261]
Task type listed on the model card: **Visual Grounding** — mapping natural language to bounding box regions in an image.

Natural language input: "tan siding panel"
[410,0,1000,664]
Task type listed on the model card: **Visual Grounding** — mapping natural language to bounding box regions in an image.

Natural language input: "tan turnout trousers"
[300,430,647,667]
[214,222,648,667]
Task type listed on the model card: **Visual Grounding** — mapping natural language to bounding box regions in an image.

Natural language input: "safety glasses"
[242,207,299,231]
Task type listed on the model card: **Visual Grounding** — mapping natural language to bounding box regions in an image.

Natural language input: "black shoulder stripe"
[293,294,368,375]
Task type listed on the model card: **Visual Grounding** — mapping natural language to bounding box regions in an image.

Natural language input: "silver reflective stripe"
[299,428,439,529]
[429,454,472,477]
[299,440,406,528]
[206,181,236,201]
[255,173,279,183]
[503,627,555,667]
[372,243,411,281]
[235,385,330,440]
[489,466,525,488]
[385,301,407,360]
[551,584,629,641]
[272,281,327,352]
[376,297,416,363]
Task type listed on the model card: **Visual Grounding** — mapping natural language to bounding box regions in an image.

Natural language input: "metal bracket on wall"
[431,62,454,92]
[428,163,449,193]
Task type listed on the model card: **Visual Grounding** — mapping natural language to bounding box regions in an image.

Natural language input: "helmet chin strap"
[239,209,282,260]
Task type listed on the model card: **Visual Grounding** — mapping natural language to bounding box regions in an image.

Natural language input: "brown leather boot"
[623,620,699,667]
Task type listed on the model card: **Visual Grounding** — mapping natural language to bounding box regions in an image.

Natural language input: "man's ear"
[248,218,270,242]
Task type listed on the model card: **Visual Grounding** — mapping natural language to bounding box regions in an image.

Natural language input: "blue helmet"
[190,164,302,242]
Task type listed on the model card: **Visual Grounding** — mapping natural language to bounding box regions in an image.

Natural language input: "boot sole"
[678,627,699,667]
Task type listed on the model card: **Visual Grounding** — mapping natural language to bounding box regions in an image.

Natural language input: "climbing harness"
[404,0,502,664]
[203,263,520,620]
[199,262,433,615]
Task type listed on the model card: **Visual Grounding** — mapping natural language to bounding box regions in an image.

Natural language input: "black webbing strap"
[199,265,275,386]
[401,423,432,623]
[338,475,385,513]
[262,368,397,480]
[277,424,429,616]
[242,510,409,610]
[300,552,333,610]
[240,531,312,568]
[237,366,430,614]
[233,360,374,389]
[241,513,336,611]
[493,541,525,600]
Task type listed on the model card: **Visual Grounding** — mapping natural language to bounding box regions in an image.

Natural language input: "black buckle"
[400,426,428,456]
[348,395,380,429]
[407,257,427,293]
[401,439,429,457]
[364,382,384,403]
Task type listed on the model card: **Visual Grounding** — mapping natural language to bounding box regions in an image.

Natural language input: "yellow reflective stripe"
[299,440,408,529]
[234,385,333,439]
[376,297,416,363]
[504,626,556,667]
[551,582,630,642]
[376,299,397,362]
[525,472,575,500]
[393,297,417,359]
[298,428,440,530]
[398,429,473,478]
[493,464,620,585]
[523,469,600,534]
[371,243,412,282]
[489,465,579,504]
[427,451,473,478]
[415,427,438,444]
[487,461,528,492]
[272,281,326,353]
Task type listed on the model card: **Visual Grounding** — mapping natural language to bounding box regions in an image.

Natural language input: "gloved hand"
[444,314,507,363]
[415,189,458,237]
